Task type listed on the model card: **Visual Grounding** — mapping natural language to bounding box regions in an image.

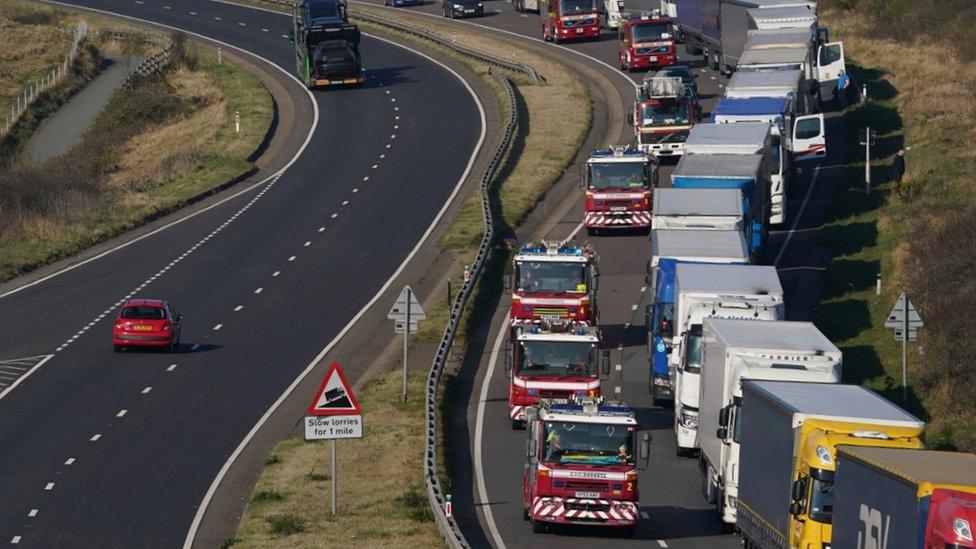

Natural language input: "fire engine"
[508,242,598,324]
[505,321,609,429]
[540,0,600,44]
[522,398,650,536]
[632,75,701,157]
[581,146,658,234]
[617,12,677,72]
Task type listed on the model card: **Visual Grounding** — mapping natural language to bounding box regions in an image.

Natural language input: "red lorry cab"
[509,242,598,324]
[618,13,677,72]
[541,0,600,43]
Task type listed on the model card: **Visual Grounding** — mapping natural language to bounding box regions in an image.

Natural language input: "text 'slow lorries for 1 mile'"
[698,318,842,526]
[670,264,784,457]
[833,447,976,549]
[736,381,925,549]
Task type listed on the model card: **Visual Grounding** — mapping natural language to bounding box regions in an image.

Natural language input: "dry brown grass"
[0,1,74,110]
[233,370,442,548]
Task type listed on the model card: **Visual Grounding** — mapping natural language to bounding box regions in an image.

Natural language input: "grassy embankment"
[231,3,591,547]
[815,1,976,450]
[0,15,273,281]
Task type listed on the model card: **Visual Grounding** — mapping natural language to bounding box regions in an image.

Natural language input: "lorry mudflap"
[584,211,652,228]
[531,496,637,525]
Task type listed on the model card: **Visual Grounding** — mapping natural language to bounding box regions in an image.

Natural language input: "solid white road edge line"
[774,165,821,267]
[0,0,320,403]
[2,0,320,303]
[474,318,511,549]
[182,32,488,549]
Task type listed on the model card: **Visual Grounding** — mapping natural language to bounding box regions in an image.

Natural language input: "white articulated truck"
[683,122,791,226]
[671,264,784,458]
[698,318,842,526]
[725,69,810,115]
[650,229,750,268]
[652,188,746,232]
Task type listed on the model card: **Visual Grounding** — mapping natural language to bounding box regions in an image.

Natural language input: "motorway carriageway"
[0,0,483,546]
[344,0,851,547]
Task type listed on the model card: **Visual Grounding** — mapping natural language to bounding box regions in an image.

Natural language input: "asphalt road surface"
[0,0,483,546]
[348,0,850,547]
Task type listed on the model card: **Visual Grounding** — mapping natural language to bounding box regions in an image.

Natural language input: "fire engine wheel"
[618,525,636,539]
[114,345,123,353]
[531,519,548,534]
[587,227,599,237]
[511,419,525,430]
[522,506,530,521]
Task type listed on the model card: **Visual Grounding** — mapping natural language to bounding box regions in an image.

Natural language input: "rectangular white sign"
[304,415,363,440]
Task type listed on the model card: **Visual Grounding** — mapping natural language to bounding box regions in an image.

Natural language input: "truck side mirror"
[600,350,611,376]
[627,107,635,126]
[791,478,806,501]
[789,501,803,517]
[645,304,653,331]
[503,275,511,291]
[646,259,654,275]
[504,352,513,374]
[808,80,818,97]
[526,437,537,459]
[525,407,539,422]
[718,406,731,428]
[578,164,585,190]
[639,432,651,461]
[716,427,728,440]
[288,29,294,43]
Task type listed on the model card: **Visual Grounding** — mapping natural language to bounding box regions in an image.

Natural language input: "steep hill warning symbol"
[307,362,362,416]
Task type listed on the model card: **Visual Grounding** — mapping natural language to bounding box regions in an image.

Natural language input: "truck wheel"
[114,345,122,353]
[586,227,598,237]
[531,519,548,534]
[710,53,720,71]
[685,40,702,55]
[511,419,525,430]
[523,506,530,521]
[619,525,636,538]
[676,446,689,458]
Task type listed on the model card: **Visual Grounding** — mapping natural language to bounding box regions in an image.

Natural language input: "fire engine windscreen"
[587,162,647,190]
[641,102,689,126]
[516,262,586,293]
[558,0,595,15]
[543,421,636,465]
[518,341,596,377]
[631,23,670,43]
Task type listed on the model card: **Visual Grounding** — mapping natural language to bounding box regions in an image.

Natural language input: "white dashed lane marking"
[11,536,21,544]
[304,241,311,247]
[116,409,127,418]
[141,387,152,394]
[167,364,177,372]
[213,324,223,331]
[44,483,54,491]
[254,288,263,294]
[27,510,37,518]
[234,305,243,312]
[64,458,75,466]
[90,434,101,442]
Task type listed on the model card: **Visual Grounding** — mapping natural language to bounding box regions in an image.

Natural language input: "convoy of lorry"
[357,0,976,541]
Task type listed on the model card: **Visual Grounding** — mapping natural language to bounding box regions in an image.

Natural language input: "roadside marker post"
[388,286,426,402]
[884,293,924,405]
[304,362,363,516]
[859,127,877,194]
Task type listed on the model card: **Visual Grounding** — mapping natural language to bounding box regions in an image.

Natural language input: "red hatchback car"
[112,299,182,352]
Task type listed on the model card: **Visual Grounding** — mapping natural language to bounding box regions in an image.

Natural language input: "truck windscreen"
[588,162,647,190]
[559,0,594,14]
[631,23,669,43]
[641,102,689,126]
[516,261,586,293]
[518,341,595,377]
[543,421,636,465]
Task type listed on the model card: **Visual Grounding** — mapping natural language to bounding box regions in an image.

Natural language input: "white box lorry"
[698,318,842,526]
[671,264,784,457]
[652,188,745,231]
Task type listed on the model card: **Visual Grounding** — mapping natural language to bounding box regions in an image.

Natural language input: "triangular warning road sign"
[307,362,362,416]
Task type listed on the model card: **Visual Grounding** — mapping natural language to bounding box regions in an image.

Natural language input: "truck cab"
[581,146,658,234]
[522,398,650,536]
[633,76,701,157]
[617,13,676,71]
[541,0,600,43]
[505,321,610,428]
[509,242,598,324]
[291,0,365,88]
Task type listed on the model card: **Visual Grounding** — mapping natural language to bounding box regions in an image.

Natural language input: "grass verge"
[0,36,272,281]
[816,5,976,450]
[232,370,441,548]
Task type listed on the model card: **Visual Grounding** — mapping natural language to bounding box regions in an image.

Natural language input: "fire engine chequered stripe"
[531,497,636,523]
[584,211,652,228]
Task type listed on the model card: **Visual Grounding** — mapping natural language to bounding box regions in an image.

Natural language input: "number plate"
[133,325,153,331]
[464,9,474,12]
[649,56,657,62]
[575,491,600,498]
[576,27,583,33]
